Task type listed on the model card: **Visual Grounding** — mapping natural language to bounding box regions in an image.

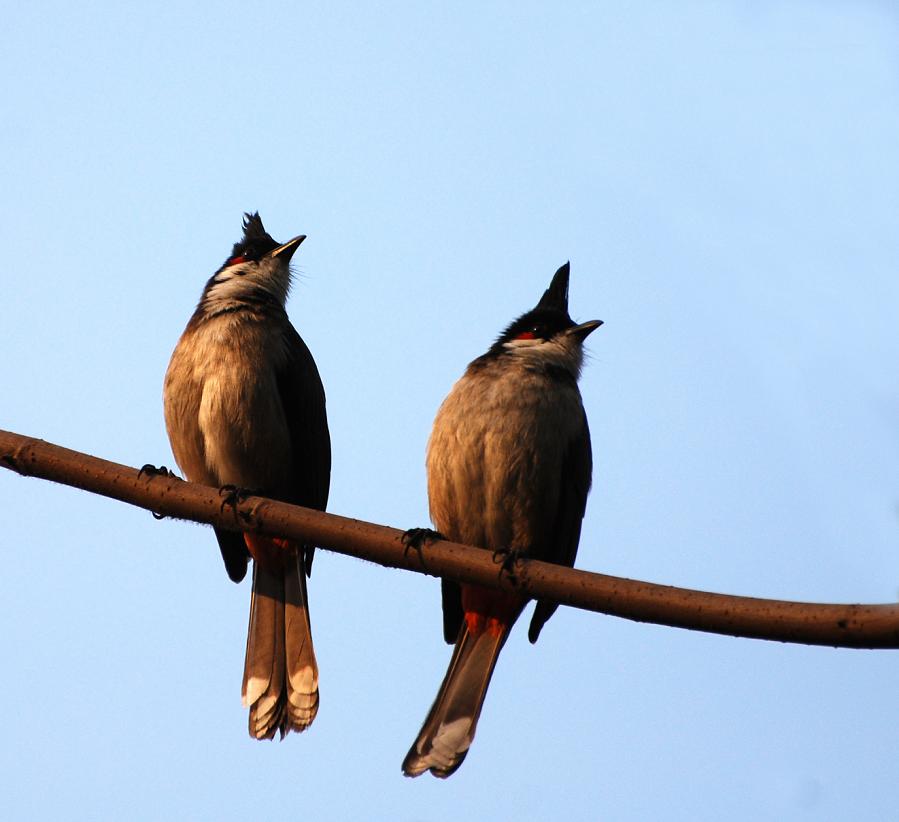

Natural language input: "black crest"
[483,262,576,355]
[227,212,279,261]
[536,262,570,312]
[242,212,271,242]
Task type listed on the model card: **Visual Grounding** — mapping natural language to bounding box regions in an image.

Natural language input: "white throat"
[203,256,292,309]
[502,334,584,378]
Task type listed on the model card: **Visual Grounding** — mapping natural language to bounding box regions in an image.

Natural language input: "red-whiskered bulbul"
[163,213,330,739]
[402,262,600,778]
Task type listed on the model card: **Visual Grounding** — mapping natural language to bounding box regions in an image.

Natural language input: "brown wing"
[441,579,464,644]
[527,411,592,643]
[276,322,331,574]
[214,530,251,582]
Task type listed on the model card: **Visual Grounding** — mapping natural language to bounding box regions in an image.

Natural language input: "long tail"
[402,587,524,778]
[241,538,318,739]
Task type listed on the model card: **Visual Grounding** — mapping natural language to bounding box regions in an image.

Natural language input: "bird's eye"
[515,327,540,341]
[228,255,247,267]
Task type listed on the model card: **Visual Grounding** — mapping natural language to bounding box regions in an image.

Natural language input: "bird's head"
[489,262,602,377]
[202,212,304,308]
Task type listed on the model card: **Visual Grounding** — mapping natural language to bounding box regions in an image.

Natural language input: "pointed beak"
[270,235,306,262]
[566,319,603,340]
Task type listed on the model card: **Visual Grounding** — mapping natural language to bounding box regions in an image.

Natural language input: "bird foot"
[138,464,181,519]
[219,484,255,523]
[492,547,521,583]
[402,527,444,552]
[138,463,180,480]
[402,528,444,569]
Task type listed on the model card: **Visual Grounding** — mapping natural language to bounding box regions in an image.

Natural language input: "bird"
[163,212,330,739]
[402,262,600,778]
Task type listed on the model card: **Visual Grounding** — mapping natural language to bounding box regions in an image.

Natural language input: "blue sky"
[3,2,899,819]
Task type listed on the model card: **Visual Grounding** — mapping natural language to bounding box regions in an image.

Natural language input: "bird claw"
[138,464,180,520]
[138,463,179,480]
[402,527,444,549]
[402,528,444,562]
[492,547,521,583]
[219,484,252,515]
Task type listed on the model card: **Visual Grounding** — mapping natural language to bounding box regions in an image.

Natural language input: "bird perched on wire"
[163,212,330,739]
[402,262,600,778]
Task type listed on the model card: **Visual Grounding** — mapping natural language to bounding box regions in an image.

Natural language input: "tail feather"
[402,620,515,778]
[242,547,319,739]
[242,563,280,711]
[284,553,319,729]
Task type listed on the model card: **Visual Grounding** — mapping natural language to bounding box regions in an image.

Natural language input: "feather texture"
[403,264,596,776]
[163,215,329,739]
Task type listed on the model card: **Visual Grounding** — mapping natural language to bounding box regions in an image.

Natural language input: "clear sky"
[3,2,899,820]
